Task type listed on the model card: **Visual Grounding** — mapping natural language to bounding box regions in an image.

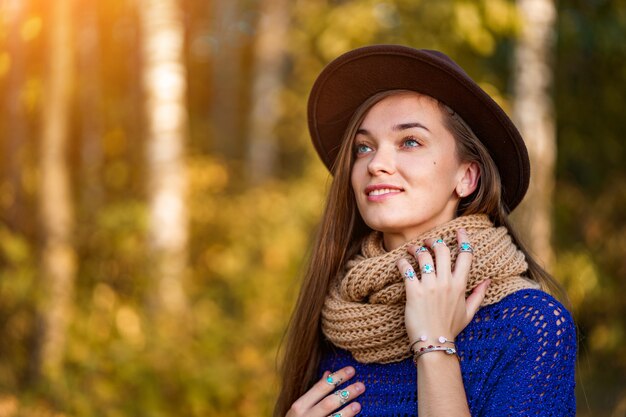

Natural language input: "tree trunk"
[3,0,28,229]
[139,0,189,316]
[245,0,290,184]
[77,1,104,210]
[37,0,77,381]
[210,0,243,160]
[512,0,557,270]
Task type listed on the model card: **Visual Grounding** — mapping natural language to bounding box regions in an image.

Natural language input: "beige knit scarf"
[321,214,540,364]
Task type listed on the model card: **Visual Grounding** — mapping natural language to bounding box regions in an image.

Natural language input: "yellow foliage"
[454,2,495,55]
[187,157,229,192]
[116,305,145,348]
[103,128,127,157]
[555,250,599,310]
[0,225,31,264]
[317,0,391,60]
[21,16,42,41]
[93,284,118,311]
[479,81,511,114]
[103,160,129,190]
[590,323,624,352]
[482,0,520,34]
[21,78,42,112]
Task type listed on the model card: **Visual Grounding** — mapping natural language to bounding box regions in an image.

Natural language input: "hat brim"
[307,44,529,212]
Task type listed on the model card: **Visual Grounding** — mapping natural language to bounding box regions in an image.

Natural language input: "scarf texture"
[321,214,540,364]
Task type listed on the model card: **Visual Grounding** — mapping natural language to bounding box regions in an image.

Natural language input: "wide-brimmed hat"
[307,44,530,211]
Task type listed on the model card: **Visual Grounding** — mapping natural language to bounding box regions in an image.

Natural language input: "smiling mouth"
[367,188,402,196]
[366,187,403,197]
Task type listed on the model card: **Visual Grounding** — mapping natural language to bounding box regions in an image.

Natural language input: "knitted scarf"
[321,214,540,364]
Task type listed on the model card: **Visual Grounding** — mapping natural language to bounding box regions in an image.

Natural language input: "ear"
[456,162,480,198]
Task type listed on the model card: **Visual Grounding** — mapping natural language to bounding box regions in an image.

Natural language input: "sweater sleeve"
[481,293,577,417]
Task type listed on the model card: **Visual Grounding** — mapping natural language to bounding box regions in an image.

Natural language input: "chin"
[362,219,409,234]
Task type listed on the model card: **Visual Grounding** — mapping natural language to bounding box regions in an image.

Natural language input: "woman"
[275,45,576,417]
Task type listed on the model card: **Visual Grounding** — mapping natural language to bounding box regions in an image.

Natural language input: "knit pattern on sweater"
[320,289,577,417]
[322,214,539,363]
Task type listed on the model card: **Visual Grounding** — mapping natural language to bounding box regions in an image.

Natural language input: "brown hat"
[307,44,530,211]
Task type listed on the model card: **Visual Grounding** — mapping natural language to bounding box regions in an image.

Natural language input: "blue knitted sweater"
[320,289,577,416]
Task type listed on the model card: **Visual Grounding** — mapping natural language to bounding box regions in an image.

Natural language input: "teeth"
[368,188,400,196]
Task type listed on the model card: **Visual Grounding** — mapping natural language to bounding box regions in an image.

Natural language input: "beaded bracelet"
[412,345,457,365]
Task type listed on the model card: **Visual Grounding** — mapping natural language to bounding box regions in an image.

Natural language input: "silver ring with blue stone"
[459,241,474,253]
[415,246,429,256]
[334,389,350,404]
[421,263,435,274]
[404,268,416,281]
[431,238,446,248]
[326,372,342,387]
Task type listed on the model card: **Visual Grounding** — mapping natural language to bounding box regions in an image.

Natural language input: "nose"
[367,145,396,175]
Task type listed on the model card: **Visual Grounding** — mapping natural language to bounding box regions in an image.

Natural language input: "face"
[350,92,475,250]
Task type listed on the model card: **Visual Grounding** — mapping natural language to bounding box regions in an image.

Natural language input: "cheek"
[431,154,463,185]
[350,162,365,194]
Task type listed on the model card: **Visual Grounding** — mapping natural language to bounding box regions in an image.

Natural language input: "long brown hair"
[274,90,564,416]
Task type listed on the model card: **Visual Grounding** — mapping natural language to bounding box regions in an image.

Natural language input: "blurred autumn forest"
[0,0,625,416]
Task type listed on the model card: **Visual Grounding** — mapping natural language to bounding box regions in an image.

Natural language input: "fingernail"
[355,384,362,392]
[351,403,361,412]
[345,367,354,376]
[459,228,466,233]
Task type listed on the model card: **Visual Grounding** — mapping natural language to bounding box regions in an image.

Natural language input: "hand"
[396,228,490,347]
[286,366,365,417]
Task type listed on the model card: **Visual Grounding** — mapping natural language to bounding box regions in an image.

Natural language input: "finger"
[412,244,436,279]
[396,258,418,282]
[466,279,491,319]
[425,237,451,280]
[325,401,363,417]
[294,366,356,411]
[312,382,365,417]
[453,228,474,279]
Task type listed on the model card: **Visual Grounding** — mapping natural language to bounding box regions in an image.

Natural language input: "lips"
[365,184,404,197]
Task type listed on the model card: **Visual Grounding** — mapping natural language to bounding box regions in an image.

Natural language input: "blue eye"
[403,137,420,148]
[355,144,372,154]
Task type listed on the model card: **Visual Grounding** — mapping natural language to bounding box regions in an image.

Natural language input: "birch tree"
[140,0,189,315]
[512,0,557,269]
[37,0,77,380]
[246,0,290,183]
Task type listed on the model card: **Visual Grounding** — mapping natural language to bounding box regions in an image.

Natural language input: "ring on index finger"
[459,242,474,253]
[325,372,343,387]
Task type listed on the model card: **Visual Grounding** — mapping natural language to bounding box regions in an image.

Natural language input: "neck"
[382,213,457,251]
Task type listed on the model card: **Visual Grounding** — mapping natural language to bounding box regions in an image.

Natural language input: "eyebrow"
[356,122,430,136]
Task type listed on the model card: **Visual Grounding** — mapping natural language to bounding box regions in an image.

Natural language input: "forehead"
[360,92,443,126]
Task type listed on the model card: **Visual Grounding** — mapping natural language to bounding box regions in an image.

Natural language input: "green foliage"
[553,2,626,413]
